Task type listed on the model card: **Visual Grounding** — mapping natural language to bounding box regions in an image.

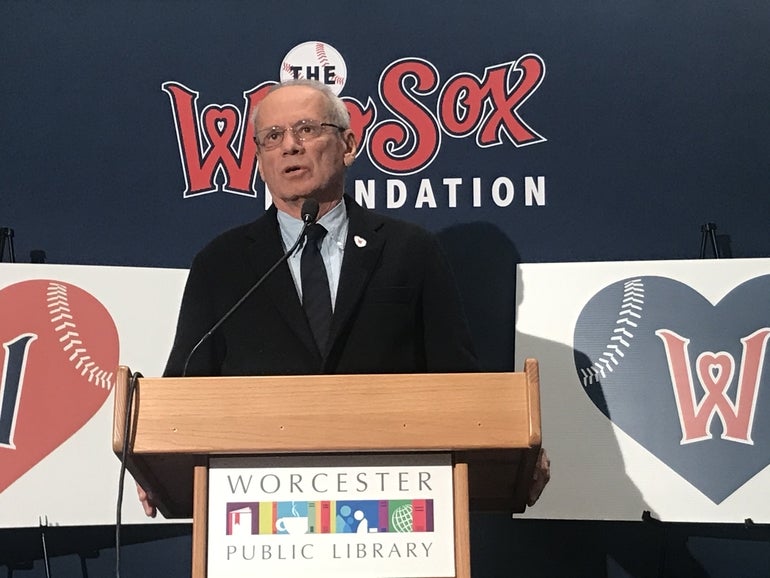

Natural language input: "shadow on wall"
[437,222,518,372]
[436,222,710,577]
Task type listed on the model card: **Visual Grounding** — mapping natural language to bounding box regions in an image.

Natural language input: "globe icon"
[391,504,413,533]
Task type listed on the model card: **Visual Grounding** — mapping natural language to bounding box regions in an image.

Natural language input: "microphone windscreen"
[301,198,320,224]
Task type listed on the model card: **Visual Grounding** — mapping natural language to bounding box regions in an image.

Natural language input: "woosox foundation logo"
[163,41,548,210]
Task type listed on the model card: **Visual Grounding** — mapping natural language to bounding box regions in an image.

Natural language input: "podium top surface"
[113,363,541,517]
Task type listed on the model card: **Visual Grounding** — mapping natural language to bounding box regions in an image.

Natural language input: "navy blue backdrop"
[5,2,769,269]
[2,1,770,576]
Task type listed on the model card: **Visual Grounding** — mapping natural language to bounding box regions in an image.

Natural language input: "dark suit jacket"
[164,196,477,377]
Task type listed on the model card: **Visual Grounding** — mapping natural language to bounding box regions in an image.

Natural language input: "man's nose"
[281,128,304,152]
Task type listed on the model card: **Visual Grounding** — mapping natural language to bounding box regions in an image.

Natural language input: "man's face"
[254,85,356,212]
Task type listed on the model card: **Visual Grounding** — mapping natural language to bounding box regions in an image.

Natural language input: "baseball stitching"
[579,278,645,387]
[315,43,345,85]
[47,282,113,390]
[282,61,299,77]
[315,42,329,67]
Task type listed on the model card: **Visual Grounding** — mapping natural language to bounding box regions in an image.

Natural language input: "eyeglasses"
[254,119,344,150]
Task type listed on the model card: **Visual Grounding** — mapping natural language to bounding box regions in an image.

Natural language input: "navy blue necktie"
[301,224,332,352]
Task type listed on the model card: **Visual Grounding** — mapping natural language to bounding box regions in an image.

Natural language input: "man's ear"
[343,129,357,166]
[255,147,265,180]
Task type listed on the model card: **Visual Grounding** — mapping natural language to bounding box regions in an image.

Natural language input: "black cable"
[115,370,141,578]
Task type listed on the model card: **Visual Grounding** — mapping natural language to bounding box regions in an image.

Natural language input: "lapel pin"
[354,235,367,248]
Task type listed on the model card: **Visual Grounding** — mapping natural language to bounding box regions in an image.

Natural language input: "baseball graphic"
[576,277,645,387]
[573,275,770,503]
[0,280,119,493]
[280,41,347,95]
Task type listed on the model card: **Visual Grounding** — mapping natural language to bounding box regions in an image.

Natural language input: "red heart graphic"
[0,280,119,493]
[203,106,238,140]
[697,353,734,395]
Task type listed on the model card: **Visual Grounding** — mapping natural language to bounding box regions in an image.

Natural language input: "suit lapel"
[325,197,385,362]
[243,208,322,364]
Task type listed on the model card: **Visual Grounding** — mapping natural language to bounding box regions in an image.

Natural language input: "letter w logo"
[162,82,273,197]
[656,328,770,445]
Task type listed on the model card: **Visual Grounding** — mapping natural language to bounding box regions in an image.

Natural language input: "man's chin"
[269,189,313,203]
[281,189,341,203]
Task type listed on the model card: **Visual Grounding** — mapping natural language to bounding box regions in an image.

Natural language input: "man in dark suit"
[163,196,477,376]
[163,79,476,377]
[140,79,547,515]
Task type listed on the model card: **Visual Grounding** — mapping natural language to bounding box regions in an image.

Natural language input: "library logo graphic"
[225,499,435,536]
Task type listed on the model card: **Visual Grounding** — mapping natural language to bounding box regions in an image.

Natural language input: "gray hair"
[249,79,350,130]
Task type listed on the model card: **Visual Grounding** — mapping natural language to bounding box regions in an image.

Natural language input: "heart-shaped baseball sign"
[573,275,770,504]
[0,279,119,493]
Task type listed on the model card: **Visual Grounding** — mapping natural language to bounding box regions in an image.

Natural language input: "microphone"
[181,198,320,376]
[301,198,319,224]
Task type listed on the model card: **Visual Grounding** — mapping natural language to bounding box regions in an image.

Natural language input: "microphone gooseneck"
[181,197,319,376]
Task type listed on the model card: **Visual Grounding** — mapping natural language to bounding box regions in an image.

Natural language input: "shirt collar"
[276,198,348,253]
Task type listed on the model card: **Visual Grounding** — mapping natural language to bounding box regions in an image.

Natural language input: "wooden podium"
[113,359,541,578]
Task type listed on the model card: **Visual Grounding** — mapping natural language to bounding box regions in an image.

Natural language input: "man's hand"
[136,482,157,518]
[527,448,551,507]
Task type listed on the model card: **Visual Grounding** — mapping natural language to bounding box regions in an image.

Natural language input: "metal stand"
[39,516,51,578]
[699,222,720,259]
[0,227,16,263]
